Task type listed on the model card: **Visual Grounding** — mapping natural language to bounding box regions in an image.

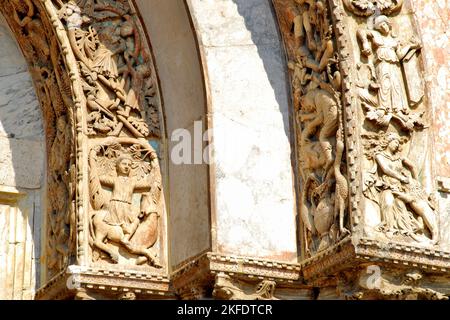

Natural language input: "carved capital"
[213,273,278,300]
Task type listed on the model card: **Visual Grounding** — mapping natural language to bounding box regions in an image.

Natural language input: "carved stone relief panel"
[272,0,350,258]
[273,0,445,262]
[1,0,168,293]
[87,138,165,269]
[343,3,439,247]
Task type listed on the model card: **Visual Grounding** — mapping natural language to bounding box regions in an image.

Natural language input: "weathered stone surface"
[0,16,43,140]
[408,1,450,178]
[406,0,450,251]
[0,137,44,189]
[186,0,297,261]
[188,0,280,47]
[135,0,211,268]
[0,13,44,300]
[0,16,44,189]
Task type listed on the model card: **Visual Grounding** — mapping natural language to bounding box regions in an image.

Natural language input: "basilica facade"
[0,0,448,300]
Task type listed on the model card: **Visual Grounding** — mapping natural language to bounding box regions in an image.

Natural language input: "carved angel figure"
[89,142,162,267]
[357,15,421,115]
[363,132,438,244]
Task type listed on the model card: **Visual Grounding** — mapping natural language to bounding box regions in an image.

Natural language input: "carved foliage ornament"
[88,140,163,268]
[213,273,278,300]
[343,0,403,16]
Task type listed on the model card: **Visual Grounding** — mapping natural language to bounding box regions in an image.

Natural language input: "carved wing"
[88,149,114,210]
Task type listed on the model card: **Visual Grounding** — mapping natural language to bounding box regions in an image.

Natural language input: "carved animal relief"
[1,0,167,284]
[275,0,350,257]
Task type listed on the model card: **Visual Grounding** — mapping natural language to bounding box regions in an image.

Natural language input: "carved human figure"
[364,132,438,243]
[50,116,70,178]
[358,15,421,115]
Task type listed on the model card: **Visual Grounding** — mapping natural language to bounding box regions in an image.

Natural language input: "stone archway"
[0,0,175,299]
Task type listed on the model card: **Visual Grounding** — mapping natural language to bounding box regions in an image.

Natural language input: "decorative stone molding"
[1,0,169,299]
[0,186,26,203]
[171,252,302,300]
[301,237,450,283]
[208,253,301,281]
[35,265,173,300]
